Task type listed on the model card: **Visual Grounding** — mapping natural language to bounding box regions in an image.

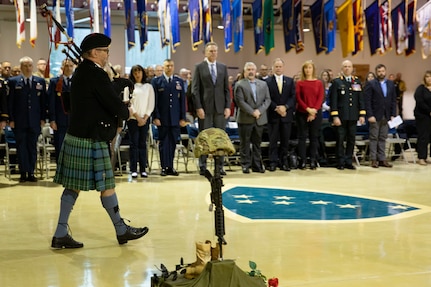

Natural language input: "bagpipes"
[39,3,82,66]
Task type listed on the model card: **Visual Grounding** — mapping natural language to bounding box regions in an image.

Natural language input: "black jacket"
[67,59,128,140]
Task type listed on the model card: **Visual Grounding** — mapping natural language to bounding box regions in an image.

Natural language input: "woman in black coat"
[414,70,431,165]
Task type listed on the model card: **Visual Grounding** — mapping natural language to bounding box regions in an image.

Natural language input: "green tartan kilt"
[53,133,115,191]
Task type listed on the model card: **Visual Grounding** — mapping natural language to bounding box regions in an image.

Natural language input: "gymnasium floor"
[0,159,430,287]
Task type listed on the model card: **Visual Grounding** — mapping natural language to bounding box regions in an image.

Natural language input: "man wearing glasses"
[51,33,149,249]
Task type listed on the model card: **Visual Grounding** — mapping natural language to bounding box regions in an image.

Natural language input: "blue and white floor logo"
[222,186,429,222]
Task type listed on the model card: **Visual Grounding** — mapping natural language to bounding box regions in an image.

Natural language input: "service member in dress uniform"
[47,59,75,162]
[329,60,366,170]
[151,59,187,176]
[8,56,48,182]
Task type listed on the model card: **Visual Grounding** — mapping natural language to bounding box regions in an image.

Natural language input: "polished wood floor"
[1,158,431,287]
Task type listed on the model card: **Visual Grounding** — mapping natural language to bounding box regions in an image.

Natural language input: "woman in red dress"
[295,60,324,170]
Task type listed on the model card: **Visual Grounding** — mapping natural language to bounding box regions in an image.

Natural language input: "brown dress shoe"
[379,160,393,168]
[371,161,379,168]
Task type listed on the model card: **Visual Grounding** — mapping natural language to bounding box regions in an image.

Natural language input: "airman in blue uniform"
[8,56,47,182]
[151,59,186,176]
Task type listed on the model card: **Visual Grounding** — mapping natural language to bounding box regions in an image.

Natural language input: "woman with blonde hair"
[295,60,324,169]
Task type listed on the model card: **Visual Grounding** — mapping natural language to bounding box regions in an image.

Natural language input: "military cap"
[80,33,111,54]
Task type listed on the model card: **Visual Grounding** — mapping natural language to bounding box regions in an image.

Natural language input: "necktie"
[277,77,282,93]
[250,82,257,102]
[210,64,216,84]
[26,78,30,89]
[168,77,172,83]
[346,77,351,82]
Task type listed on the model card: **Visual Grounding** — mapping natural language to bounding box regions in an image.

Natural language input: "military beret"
[80,33,111,54]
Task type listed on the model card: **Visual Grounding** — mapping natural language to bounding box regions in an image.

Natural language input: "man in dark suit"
[8,56,47,182]
[330,60,366,170]
[192,42,231,175]
[152,59,187,176]
[47,59,75,162]
[265,58,296,171]
[363,64,397,168]
[234,62,271,173]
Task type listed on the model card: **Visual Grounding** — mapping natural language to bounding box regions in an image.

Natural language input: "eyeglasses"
[96,48,109,54]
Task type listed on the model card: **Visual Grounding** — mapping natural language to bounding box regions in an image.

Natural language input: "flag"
[391,0,407,55]
[263,0,274,55]
[136,0,148,51]
[124,0,135,49]
[406,0,416,56]
[416,0,431,59]
[379,0,392,54]
[90,0,100,33]
[324,0,336,54]
[188,0,202,51]
[14,0,25,48]
[202,0,212,43]
[158,0,170,47]
[53,0,62,48]
[30,0,37,47]
[101,0,111,37]
[232,0,243,52]
[64,0,74,39]
[281,0,294,53]
[252,0,264,54]
[169,0,181,52]
[352,0,364,55]
[310,0,325,54]
[336,0,354,58]
[221,0,232,52]
[293,0,304,53]
[365,0,380,55]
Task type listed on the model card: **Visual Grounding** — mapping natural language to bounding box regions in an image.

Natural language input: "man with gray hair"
[8,56,47,182]
[234,62,271,173]
[329,60,366,170]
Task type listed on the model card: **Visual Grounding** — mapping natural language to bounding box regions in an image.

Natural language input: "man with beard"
[363,64,397,168]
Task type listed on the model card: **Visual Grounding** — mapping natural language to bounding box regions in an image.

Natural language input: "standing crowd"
[0,34,430,249]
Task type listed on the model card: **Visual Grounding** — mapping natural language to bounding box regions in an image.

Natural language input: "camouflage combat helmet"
[194,128,236,157]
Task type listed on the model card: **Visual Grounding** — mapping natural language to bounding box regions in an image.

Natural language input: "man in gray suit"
[192,42,231,175]
[234,62,271,173]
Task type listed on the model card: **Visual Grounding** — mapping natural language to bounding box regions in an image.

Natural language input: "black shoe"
[310,160,317,170]
[344,164,356,170]
[268,165,276,172]
[117,225,149,245]
[160,169,167,176]
[27,175,38,182]
[252,167,265,173]
[220,170,227,176]
[337,164,344,170]
[166,168,179,176]
[242,167,250,174]
[51,234,84,249]
[19,173,27,182]
[281,163,291,171]
[199,169,206,176]
[298,161,306,170]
